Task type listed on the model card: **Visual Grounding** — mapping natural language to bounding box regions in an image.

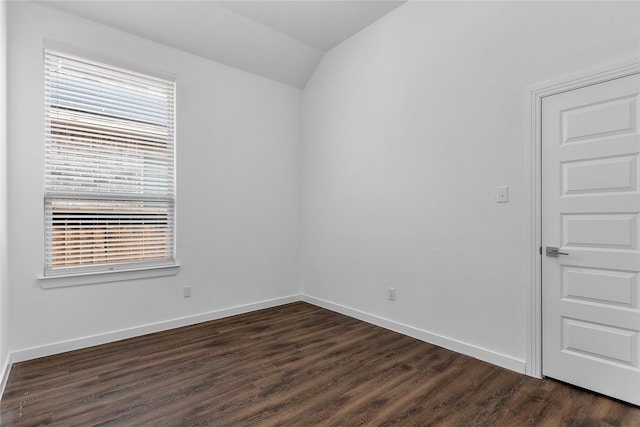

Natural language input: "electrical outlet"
[388,287,396,301]
[183,285,191,298]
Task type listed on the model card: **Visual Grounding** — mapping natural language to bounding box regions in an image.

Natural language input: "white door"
[542,73,640,406]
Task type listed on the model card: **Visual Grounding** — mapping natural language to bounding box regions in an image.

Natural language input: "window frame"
[40,41,178,286]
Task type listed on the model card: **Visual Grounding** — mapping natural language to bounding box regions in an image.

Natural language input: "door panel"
[563,214,636,248]
[563,155,636,194]
[563,267,637,307]
[562,318,636,365]
[563,96,636,142]
[542,73,640,406]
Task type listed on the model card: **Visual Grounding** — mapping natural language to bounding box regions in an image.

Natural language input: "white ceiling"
[37,0,407,89]
[217,1,407,51]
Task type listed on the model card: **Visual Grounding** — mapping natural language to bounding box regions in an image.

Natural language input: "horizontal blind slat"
[45,54,174,90]
[47,121,173,146]
[47,109,173,136]
[45,57,174,95]
[45,77,172,108]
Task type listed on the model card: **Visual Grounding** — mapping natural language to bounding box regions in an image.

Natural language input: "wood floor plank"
[1,302,639,426]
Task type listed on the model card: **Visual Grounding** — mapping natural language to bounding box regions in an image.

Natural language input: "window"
[44,49,176,276]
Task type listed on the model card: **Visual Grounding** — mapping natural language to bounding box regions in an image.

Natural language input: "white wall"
[301,1,640,371]
[0,0,8,384]
[7,1,302,359]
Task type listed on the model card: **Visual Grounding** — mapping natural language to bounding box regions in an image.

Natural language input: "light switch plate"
[496,186,509,203]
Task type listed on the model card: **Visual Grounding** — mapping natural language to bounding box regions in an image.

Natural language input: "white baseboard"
[8,294,526,376]
[0,352,11,399]
[11,295,301,363]
[302,295,526,374]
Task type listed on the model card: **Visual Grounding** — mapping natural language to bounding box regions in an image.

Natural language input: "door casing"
[526,57,640,378]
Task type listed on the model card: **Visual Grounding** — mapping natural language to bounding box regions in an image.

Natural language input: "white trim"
[525,57,640,378]
[302,295,526,374]
[10,295,300,363]
[0,352,11,399]
[8,293,530,375]
[38,264,180,288]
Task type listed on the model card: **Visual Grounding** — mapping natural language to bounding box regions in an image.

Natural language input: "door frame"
[525,57,640,378]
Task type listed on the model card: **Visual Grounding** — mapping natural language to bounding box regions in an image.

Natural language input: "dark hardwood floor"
[1,302,639,426]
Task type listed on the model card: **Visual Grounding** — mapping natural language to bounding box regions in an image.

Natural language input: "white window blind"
[44,50,176,276]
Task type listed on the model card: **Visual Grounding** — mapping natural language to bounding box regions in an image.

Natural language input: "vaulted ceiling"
[38,0,407,89]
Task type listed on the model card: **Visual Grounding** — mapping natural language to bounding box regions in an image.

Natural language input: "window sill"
[38,264,180,288]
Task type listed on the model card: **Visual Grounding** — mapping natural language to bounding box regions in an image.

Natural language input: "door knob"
[546,246,569,257]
